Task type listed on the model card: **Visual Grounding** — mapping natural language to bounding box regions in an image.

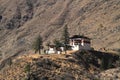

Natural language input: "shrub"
[24,63,31,80]
[101,55,113,70]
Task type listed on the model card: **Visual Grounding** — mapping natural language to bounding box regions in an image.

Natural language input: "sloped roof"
[49,45,55,48]
[70,35,91,40]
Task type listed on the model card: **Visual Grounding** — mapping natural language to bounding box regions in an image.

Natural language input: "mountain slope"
[0,50,119,80]
[0,53,98,80]
[0,0,120,59]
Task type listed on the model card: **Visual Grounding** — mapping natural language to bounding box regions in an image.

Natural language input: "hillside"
[0,0,120,60]
[0,53,97,80]
[0,50,119,80]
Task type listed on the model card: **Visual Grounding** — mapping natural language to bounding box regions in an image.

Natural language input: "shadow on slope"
[71,50,119,71]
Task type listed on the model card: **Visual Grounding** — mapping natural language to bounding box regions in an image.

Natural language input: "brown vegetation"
[0,50,119,80]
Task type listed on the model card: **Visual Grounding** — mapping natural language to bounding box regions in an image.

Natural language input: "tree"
[53,39,63,50]
[24,63,31,80]
[61,24,69,54]
[24,63,38,80]
[33,35,43,54]
[46,41,51,49]
[101,56,110,70]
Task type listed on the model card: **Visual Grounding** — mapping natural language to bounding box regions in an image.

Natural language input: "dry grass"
[0,53,95,80]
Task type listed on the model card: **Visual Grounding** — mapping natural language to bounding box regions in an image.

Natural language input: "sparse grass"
[0,52,98,80]
[114,14,120,21]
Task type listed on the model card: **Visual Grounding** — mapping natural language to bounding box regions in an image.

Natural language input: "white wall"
[71,43,91,51]
[49,48,54,51]
[72,45,79,50]
[48,50,55,54]
[46,47,55,54]
[79,43,91,50]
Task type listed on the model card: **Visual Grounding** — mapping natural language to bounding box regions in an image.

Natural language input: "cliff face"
[0,0,120,59]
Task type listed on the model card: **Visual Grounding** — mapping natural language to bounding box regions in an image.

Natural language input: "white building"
[69,35,91,50]
[46,45,64,54]
[46,45,55,54]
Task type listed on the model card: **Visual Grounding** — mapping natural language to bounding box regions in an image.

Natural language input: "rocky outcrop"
[0,54,98,80]
[0,50,119,80]
[96,68,120,80]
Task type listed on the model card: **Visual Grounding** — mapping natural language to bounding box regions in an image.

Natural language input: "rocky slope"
[0,0,120,60]
[0,53,98,80]
[0,50,119,80]
[96,67,120,80]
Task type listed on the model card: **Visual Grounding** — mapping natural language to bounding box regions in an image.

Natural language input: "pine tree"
[61,24,69,54]
[54,39,62,50]
[33,35,43,54]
